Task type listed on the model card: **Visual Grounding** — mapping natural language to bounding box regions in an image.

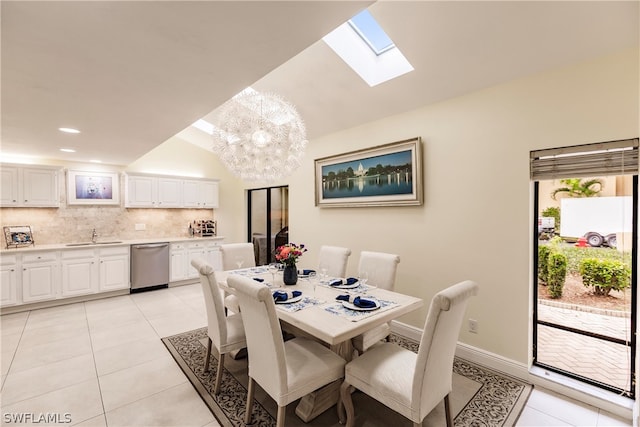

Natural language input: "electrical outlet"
[135,223,146,231]
[468,319,478,334]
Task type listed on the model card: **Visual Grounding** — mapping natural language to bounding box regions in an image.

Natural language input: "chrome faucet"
[91,228,97,243]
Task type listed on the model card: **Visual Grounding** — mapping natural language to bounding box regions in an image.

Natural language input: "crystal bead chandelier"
[211,90,308,182]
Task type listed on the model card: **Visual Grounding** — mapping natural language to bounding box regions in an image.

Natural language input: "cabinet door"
[0,167,19,206]
[182,180,200,208]
[100,255,130,291]
[127,175,157,207]
[187,247,206,279]
[22,262,58,303]
[61,257,98,297]
[1,265,18,306]
[157,178,182,208]
[200,181,219,208]
[22,167,59,207]
[170,247,188,282]
[205,247,223,271]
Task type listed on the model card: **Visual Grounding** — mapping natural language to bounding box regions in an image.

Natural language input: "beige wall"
[286,48,639,364]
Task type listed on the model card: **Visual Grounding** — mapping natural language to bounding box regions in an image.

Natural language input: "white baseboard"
[390,320,634,422]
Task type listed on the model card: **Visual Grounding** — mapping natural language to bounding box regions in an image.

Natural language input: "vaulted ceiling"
[2,1,638,166]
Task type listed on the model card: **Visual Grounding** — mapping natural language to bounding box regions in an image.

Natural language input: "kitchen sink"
[65,241,123,247]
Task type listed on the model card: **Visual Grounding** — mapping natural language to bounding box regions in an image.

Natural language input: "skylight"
[323,9,414,87]
[348,10,394,55]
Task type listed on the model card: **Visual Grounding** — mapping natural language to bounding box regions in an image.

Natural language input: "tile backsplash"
[0,205,214,244]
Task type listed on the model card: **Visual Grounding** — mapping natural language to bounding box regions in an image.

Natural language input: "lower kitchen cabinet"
[22,252,59,303]
[61,249,98,297]
[1,255,19,306]
[170,239,223,283]
[99,247,129,291]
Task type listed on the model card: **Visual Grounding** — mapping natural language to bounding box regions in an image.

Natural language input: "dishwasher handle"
[132,243,170,249]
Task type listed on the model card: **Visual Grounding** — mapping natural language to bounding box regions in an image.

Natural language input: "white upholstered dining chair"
[220,242,256,270]
[220,242,256,313]
[227,274,346,427]
[317,245,351,278]
[351,251,400,353]
[339,280,479,427]
[191,258,247,395]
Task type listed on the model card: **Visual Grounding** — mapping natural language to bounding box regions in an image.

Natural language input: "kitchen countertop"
[0,236,225,253]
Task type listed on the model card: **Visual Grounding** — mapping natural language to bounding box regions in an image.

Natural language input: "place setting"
[324,292,397,321]
[270,288,323,312]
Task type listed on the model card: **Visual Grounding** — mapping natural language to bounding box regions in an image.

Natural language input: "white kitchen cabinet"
[99,246,129,291]
[170,243,188,282]
[22,252,59,303]
[61,249,98,297]
[1,255,19,306]
[183,179,219,209]
[204,241,222,271]
[125,174,181,208]
[0,164,60,208]
[186,242,206,279]
[1,167,19,206]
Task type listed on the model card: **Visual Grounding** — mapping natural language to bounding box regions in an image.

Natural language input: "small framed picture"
[67,170,120,205]
[4,226,34,249]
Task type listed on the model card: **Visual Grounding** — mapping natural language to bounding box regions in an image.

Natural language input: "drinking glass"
[358,270,369,287]
[268,263,281,287]
[308,271,317,293]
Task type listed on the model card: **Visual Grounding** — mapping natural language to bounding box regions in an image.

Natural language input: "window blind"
[530,138,639,180]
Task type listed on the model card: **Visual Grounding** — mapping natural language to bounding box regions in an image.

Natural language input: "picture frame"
[315,137,423,208]
[4,225,35,249]
[67,170,120,205]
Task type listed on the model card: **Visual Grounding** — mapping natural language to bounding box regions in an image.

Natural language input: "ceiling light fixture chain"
[211,90,308,182]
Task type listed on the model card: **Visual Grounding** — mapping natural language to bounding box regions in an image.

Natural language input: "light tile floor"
[0,284,632,426]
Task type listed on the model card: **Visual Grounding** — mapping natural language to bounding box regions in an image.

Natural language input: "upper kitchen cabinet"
[183,179,219,208]
[0,164,60,207]
[125,174,182,208]
[125,173,218,209]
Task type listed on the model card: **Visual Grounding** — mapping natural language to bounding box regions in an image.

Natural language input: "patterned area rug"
[162,328,531,427]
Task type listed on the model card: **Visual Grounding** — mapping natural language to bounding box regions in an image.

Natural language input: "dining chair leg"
[244,377,255,424]
[444,394,453,427]
[213,353,225,395]
[276,406,286,427]
[339,381,355,427]
[204,337,212,372]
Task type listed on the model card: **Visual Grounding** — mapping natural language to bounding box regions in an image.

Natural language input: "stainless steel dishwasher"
[130,243,170,293]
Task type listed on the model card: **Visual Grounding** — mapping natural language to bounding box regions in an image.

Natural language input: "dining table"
[216,266,423,422]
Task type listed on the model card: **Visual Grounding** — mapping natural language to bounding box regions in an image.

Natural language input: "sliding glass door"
[247,186,288,266]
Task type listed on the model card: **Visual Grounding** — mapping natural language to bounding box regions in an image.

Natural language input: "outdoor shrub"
[538,245,551,284]
[563,246,631,275]
[547,252,567,298]
[580,258,631,296]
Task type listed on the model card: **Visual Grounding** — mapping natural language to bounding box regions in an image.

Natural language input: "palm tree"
[551,178,603,200]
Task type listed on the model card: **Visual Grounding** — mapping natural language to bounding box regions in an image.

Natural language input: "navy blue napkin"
[329,277,358,286]
[273,290,302,302]
[253,277,264,282]
[335,294,377,308]
[299,269,316,275]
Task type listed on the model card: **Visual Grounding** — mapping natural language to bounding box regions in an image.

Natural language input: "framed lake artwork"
[67,170,120,205]
[315,137,423,208]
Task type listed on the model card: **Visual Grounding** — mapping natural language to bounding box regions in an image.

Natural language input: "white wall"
[287,48,639,363]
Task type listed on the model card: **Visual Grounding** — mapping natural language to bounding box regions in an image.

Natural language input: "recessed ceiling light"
[59,127,80,134]
[60,148,76,153]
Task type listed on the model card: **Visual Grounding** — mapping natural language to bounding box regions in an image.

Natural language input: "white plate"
[341,299,380,311]
[274,294,303,304]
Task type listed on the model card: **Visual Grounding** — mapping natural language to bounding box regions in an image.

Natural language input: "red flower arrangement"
[275,243,307,267]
